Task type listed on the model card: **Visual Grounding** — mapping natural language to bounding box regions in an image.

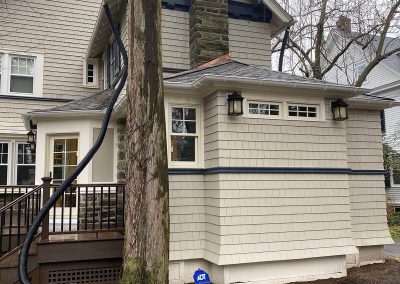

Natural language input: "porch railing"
[0,186,38,207]
[0,184,43,258]
[0,179,125,258]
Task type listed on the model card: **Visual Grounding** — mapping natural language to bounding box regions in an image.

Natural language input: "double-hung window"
[107,24,121,87]
[0,142,9,185]
[16,143,36,185]
[170,106,198,164]
[10,56,35,94]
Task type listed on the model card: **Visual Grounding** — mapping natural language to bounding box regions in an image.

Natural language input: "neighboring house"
[324,17,400,211]
[15,0,398,283]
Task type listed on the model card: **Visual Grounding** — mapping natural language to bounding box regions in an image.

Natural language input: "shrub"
[388,213,400,226]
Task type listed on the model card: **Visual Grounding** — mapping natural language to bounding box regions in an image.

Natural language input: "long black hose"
[279,27,290,72]
[18,2,128,283]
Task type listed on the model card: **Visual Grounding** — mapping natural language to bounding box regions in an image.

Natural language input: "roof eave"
[165,75,370,97]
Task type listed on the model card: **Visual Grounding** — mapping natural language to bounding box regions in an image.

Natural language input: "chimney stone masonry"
[189,0,229,68]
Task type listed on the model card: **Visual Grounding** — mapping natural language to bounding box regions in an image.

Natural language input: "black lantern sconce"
[227,91,244,116]
[27,121,37,152]
[331,99,348,121]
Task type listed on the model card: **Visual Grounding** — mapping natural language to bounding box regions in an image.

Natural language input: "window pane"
[249,109,258,114]
[17,165,35,185]
[53,167,64,180]
[10,76,34,93]
[249,103,258,109]
[54,140,65,152]
[185,121,196,133]
[184,108,196,120]
[54,153,64,165]
[66,152,78,165]
[289,111,297,117]
[270,111,279,115]
[171,136,195,162]
[393,170,400,185]
[66,139,78,151]
[172,108,183,120]
[172,121,184,133]
[0,165,7,185]
[260,104,268,110]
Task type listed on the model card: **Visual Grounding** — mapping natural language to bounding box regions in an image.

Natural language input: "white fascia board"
[369,80,400,96]
[348,98,400,109]
[262,0,293,23]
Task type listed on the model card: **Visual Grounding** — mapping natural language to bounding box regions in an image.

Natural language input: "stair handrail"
[18,2,128,283]
[0,184,43,214]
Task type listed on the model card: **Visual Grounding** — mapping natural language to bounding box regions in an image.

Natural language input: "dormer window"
[107,24,121,87]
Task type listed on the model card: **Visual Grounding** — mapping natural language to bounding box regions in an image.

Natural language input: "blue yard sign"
[193,269,211,284]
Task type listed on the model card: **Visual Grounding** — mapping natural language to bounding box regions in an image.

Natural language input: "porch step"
[0,231,124,284]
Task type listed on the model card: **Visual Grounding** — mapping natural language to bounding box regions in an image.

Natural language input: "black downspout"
[18,1,128,283]
[279,27,290,72]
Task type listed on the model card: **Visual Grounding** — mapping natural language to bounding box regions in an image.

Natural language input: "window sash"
[288,104,318,118]
[169,106,199,165]
[248,102,281,116]
[0,142,9,185]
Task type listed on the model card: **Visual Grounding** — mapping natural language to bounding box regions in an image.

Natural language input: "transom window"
[249,102,280,116]
[288,104,318,118]
[0,142,9,185]
[170,106,197,163]
[16,143,35,185]
[10,56,35,94]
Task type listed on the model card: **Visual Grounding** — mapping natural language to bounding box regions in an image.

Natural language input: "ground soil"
[297,259,400,284]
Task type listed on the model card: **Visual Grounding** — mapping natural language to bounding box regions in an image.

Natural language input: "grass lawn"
[390,226,400,240]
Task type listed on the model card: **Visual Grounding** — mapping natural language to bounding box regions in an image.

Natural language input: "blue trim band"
[161,0,272,23]
[168,167,387,175]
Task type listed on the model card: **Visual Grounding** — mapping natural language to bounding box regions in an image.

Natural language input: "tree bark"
[121,0,169,283]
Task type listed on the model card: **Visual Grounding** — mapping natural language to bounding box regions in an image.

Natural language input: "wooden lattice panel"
[48,267,120,284]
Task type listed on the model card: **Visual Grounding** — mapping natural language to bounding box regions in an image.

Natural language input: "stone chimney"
[189,0,229,68]
[336,16,351,33]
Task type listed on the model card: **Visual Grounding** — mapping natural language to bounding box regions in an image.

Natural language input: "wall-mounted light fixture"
[27,121,37,152]
[331,99,348,121]
[227,91,244,116]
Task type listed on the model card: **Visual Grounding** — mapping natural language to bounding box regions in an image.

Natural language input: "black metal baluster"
[0,211,4,256]
[107,186,111,229]
[17,201,21,245]
[26,196,30,229]
[85,187,88,231]
[3,188,6,207]
[115,186,118,229]
[61,192,64,232]
[69,187,73,231]
[92,187,96,230]
[77,186,80,231]
[52,202,56,232]
[100,186,103,230]
[8,206,13,252]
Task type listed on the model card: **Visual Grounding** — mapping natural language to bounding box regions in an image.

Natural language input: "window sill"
[81,84,100,89]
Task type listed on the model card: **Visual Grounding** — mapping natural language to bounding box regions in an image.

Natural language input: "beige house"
[0,0,397,283]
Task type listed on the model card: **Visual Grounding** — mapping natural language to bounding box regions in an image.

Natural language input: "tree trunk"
[121,0,169,283]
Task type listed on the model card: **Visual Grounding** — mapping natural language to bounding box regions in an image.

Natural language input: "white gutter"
[165,74,370,95]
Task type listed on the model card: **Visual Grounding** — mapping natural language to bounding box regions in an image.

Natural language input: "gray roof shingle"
[31,88,114,114]
[164,60,346,87]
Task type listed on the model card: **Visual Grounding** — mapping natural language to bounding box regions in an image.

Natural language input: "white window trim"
[15,142,36,186]
[0,141,11,185]
[0,50,44,97]
[83,58,100,88]
[167,103,202,168]
[244,98,324,122]
[286,103,320,121]
[246,100,283,119]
